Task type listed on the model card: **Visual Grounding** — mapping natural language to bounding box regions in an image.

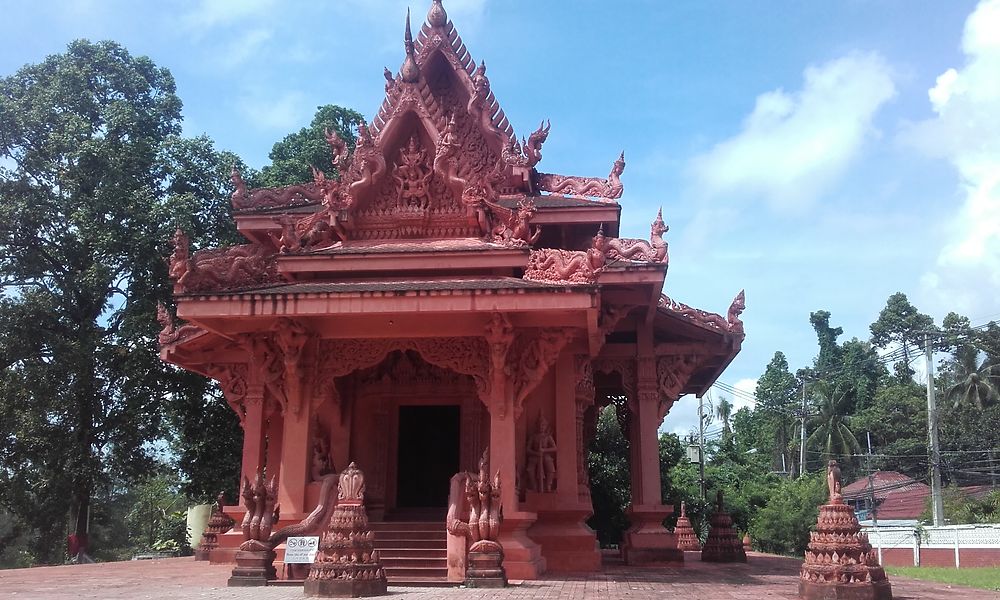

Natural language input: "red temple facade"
[160,0,743,581]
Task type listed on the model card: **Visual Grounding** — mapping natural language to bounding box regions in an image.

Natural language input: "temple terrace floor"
[1,553,996,600]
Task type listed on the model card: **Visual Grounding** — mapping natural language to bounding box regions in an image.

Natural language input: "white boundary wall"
[864,524,1000,568]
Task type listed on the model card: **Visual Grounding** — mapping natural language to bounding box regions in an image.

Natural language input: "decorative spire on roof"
[400,9,420,83]
[427,0,448,28]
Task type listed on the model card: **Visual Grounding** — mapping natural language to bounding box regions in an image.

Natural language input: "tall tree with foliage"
[753,352,799,473]
[715,395,733,438]
[0,40,183,561]
[869,292,935,379]
[0,41,249,562]
[809,311,844,376]
[256,104,365,187]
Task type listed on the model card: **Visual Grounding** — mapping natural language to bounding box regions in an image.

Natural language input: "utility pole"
[698,393,706,501]
[867,432,878,527]
[799,382,808,478]
[925,333,945,526]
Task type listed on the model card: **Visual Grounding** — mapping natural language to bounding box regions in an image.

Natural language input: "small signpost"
[284,536,320,564]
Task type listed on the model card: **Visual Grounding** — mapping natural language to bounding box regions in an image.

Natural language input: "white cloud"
[182,0,276,31]
[688,52,896,211]
[215,28,273,69]
[237,90,310,132]
[907,0,1000,317]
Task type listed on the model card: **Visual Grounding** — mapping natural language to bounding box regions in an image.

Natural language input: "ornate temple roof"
[161,0,744,401]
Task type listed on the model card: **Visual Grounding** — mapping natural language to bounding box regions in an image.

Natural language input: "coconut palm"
[806,381,862,461]
[944,346,1000,410]
[715,396,733,436]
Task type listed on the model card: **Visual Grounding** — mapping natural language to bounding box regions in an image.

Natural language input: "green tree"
[0,40,183,562]
[853,382,926,480]
[754,352,799,473]
[586,405,630,546]
[749,473,825,555]
[809,311,843,376]
[944,347,1000,410]
[833,338,885,413]
[715,395,733,438]
[0,41,246,563]
[256,104,365,187]
[805,381,862,462]
[869,292,935,380]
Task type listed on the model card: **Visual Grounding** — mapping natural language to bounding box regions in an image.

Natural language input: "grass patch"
[885,566,1000,591]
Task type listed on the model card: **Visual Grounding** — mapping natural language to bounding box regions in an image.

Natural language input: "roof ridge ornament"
[400,9,420,83]
[427,0,448,28]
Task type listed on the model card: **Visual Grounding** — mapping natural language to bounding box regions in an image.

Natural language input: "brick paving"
[1,552,996,600]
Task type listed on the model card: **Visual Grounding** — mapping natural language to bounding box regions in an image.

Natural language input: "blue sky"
[3,1,998,436]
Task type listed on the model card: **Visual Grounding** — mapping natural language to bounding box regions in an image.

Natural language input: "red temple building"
[160,0,744,582]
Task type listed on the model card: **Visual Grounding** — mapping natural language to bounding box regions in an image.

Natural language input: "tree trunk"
[71,320,99,553]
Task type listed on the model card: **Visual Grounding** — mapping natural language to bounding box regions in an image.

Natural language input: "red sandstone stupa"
[673,501,701,551]
[196,492,235,561]
[305,463,387,597]
[799,461,892,600]
[700,491,746,563]
[158,0,745,582]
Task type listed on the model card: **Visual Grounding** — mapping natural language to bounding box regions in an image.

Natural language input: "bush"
[749,473,826,555]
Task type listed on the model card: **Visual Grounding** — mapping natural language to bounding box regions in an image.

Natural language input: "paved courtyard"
[1,553,996,600]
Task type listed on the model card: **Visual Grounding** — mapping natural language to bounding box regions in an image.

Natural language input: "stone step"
[381,556,447,568]
[371,520,449,586]
[376,548,446,559]
[370,521,445,532]
[383,565,449,579]
[387,577,458,588]
[373,538,445,550]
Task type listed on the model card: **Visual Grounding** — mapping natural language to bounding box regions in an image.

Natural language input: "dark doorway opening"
[396,405,460,508]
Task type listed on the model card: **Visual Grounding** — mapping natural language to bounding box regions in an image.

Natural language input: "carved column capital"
[655,354,703,420]
[574,355,595,407]
[273,318,316,418]
[511,328,573,420]
[206,362,249,427]
[484,312,514,418]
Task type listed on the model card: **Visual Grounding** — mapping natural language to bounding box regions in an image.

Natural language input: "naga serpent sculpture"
[597,209,668,263]
[265,473,340,549]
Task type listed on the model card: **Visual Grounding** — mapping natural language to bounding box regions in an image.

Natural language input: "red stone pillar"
[241,383,267,485]
[265,413,283,483]
[484,316,546,579]
[621,355,682,564]
[274,320,315,521]
[277,399,312,520]
[527,352,600,572]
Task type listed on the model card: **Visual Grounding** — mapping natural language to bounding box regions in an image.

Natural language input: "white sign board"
[284,536,320,564]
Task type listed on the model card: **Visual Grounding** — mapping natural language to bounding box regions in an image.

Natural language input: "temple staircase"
[372,509,452,587]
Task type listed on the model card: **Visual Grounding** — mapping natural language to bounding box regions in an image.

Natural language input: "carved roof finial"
[400,9,420,83]
[652,207,667,234]
[427,0,448,28]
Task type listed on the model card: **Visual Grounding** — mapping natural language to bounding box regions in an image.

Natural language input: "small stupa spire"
[427,0,448,28]
[400,8,420,83]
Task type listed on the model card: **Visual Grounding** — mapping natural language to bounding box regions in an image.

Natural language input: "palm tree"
[806,381,862,461]
[715,396,733,436]
[944,346,1000,410]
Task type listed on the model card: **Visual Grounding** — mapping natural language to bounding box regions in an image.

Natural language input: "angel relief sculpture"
[394,135,433,213]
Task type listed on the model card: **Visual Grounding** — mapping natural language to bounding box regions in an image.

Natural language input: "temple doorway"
[396,405,460,509]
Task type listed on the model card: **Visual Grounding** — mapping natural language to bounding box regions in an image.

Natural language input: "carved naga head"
[610,151,626,178]
[651,208,668,238]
